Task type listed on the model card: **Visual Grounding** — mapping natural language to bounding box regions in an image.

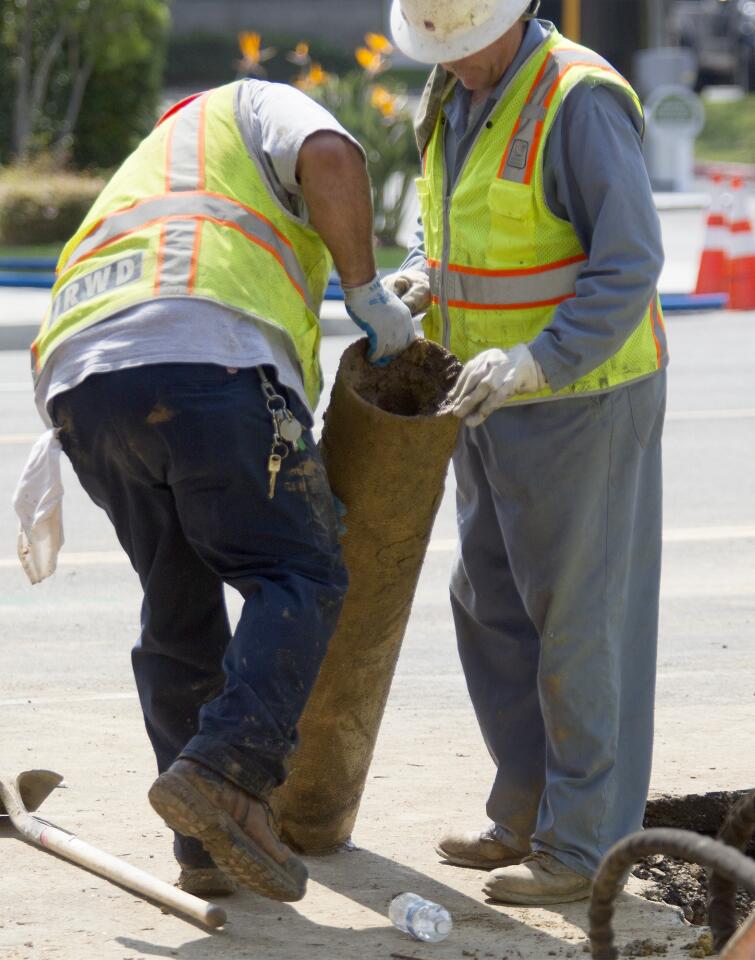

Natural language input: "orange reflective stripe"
[499,44,629,184]
[65,190,295,272]
[429,253,585,306]
[154,224,168,295]
[433,293,575,311]
[429,252,587,278]
[165,92,209,195]
[188,219,202,294]
[649,293,664,367]
[526,61,625,184]
[498,52,554,180]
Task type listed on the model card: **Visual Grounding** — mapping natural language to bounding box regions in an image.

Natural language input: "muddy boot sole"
[176,867,238,898]
[149,772,308,902]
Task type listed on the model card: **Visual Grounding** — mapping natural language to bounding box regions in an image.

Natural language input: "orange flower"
[239,32,261,62]
[238,31,276,74]
[287,41,311,66]
[370,85,404,119]
[355,46,385,74]
[295,63,330,92]
[365,33,394,54]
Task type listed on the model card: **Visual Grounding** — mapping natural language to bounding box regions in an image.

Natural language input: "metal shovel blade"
[0,769,62,816]
[0,768,226,927]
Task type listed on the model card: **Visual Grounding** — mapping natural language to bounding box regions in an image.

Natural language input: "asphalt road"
[1,305,754,791]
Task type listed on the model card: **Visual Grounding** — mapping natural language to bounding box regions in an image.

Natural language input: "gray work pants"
[450,371,666,878]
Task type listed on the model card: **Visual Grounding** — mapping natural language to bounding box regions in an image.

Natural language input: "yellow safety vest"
[32,81,332,409]
[417,27,668,402]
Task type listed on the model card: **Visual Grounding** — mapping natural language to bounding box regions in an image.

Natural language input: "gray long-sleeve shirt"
[403,19,665,392]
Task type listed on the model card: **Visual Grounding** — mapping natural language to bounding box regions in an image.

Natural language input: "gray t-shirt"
[36,79,362,426]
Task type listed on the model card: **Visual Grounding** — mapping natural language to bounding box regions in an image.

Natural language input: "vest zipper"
[440,160,451,349]
[439,82,519,351]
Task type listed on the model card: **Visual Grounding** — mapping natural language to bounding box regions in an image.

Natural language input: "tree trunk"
[29,25,66,136]
[52,55,93,166]
[13,0,34,160]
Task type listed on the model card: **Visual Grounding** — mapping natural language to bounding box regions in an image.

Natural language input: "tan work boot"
[176,865,237,898]
[483,851,592,904]
[435,826,525,869]
[149,759,307,901]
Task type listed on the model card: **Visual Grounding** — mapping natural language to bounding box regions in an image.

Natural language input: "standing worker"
[386,0,667,904]
[16,79,414,902]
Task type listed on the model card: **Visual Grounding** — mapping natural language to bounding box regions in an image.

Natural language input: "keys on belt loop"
[259,368,300,500]
[258,369,304,451]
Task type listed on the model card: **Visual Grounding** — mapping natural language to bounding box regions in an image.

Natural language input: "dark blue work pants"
[52,363,347,867]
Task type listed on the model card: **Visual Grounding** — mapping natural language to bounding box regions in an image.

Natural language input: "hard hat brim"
[390,0,529,64]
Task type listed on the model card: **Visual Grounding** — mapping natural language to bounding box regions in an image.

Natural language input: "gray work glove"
[450,344,547,427]
[382,267,432,315]
[343,274,416,365]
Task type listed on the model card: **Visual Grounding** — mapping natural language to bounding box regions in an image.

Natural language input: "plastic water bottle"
[388,892,453,943]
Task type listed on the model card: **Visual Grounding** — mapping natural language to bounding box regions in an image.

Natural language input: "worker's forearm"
[297,132,376,287]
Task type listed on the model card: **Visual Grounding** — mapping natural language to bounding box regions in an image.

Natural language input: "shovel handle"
[37,823,226,928]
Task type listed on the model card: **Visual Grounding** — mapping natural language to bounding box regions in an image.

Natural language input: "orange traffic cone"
[727,176,755,310]
[695,173,730,295]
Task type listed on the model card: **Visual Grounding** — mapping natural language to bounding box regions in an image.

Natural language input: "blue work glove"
[343,274,416,365]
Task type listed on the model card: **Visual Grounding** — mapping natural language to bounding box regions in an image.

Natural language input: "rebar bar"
[589,828,755,959]
[708,790,755,952]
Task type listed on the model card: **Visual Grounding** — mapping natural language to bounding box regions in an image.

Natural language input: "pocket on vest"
[485,180,536,266]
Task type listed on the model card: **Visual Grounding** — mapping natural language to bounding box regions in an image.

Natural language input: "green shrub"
[0,167,104,245]
[74,33,167,169]
[696,95,755,165]
[1,0,169,170]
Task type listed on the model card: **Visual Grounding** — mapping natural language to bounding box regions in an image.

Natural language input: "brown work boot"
[483,851,592,904]
[435,826,525,869]
[176,865,237,898]
[149,759,307,901]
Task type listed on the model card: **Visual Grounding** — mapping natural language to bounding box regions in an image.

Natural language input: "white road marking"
[1,525,754,572]
[0,433,40,445]
[667,408,755,421]
[662,525,755,542]
[427,526,755,552]
[0,691,138,708]
[0,551,130,568]
[1,408,755,448]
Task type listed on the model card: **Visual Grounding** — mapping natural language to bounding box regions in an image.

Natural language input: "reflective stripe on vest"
[499,45,631,185]
[428,252,587,310]
[35,81,331,408]
[59,190,314,310]
[417,29,665,396]
[58,92,314,310]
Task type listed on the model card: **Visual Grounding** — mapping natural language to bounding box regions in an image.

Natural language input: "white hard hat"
[390,0,534,64]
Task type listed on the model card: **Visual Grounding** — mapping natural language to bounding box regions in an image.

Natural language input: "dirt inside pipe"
[342,338,462,417]
[636,791,755,926]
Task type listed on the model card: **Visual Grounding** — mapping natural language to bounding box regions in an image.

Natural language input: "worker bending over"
[18,79,414,901]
